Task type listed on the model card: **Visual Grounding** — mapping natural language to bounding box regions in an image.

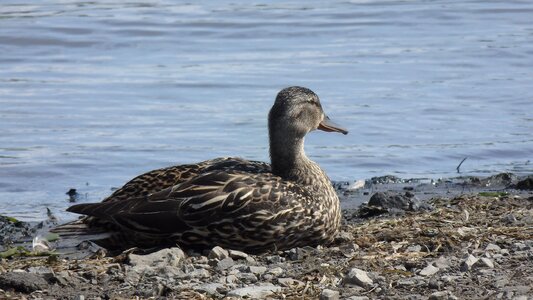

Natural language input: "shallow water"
[1,1,532,221]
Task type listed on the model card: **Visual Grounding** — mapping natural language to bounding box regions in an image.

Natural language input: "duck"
[55,86,348,254]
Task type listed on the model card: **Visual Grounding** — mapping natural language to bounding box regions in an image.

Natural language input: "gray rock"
[368,191,410,210]
[216,257,235,270]
[485,243,502,252]
[176,268,210,279]
[433,256,450,269]
[419,264,439,276]
[475,257,494,268]
[320,289,340,300]
[208,246,229,260]
[228,249,248,260]
[513,242,528,251]
[346,296,369,300]
[194,282,224,295]
[224,274,238,284]
[0,272,49,293]
[26,266,53,275]
[428,291,449,300]
[406,244,422,252]
[128,247,185,269]
[227,284,281,298]
[343,268,373,287]
[268,267,284,276]
[265,255,283,264]
[236,272,258,283]
[278,278,305,288]
[248,266,267,275]
[397,279,416,286]
[460,254,478,272]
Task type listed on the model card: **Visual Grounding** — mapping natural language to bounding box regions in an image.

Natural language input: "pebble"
[428,291,449,300]
[194,282,224,295]
[485,243,502,252]
[397,279,416,286]
[433,256,450,269]
[407,244,423,252]
[460,254,478,272]
[320,289,340,300]
[128,247,185,268]
[278,278,305,288]
[0,272,49,293]
[208,246,229,260]
[343,268,373,287]
[513,242,528,251]
[216,257,235,271]
[228,249,248,260]
[269,267,284,276]
[419,264,439,276]
[476,257,494,268]
[346,297,369,300]
[227,284,281,298]
[248,266,267,275]
[236,272,258,283]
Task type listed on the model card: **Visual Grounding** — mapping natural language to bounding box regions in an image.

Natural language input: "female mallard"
[59,86,348,254]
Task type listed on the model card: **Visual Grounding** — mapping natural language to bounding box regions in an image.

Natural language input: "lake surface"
[1,1,532,221]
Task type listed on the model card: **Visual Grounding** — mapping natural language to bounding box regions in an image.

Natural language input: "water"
[1,1,532,221]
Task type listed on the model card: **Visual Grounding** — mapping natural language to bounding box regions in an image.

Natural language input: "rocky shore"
[0,174,532,299]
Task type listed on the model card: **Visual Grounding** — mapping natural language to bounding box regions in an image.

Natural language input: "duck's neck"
[269,131,315,182]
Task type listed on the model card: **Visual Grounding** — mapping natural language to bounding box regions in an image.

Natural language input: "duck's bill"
[318,116,348,135]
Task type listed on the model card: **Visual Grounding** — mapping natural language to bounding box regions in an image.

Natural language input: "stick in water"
[456,157,468,173]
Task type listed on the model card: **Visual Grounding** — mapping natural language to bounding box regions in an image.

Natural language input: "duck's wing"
[103,157,270,203]
[67,170,304,238]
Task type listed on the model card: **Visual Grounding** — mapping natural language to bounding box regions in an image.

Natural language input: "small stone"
[513,242,528,251]
[248,266,267,275]
[224,274,238,284]
[0,272,49,293]
[320,288,340,300]
[217,257,235,270]
[237,272,258,283]
[419,264,439,276]
[194,283,224,295]
[429,291,450,300]
[476,257,494,268]
[433,256,450,269]
[265,255,283,264]
[269,267,284,276]
[397,279,416,286]
[346,296,369,300]
[74,296,85,300]
[227,284,281,298]
[406,245,423,252]
[228,249,248,260]
[128,247,185,268]
[278,278,305,288]
[343,268,373,287]
[501,214,517,224]
[27,266,53,275]
[485,243,501,252]
[460,254,478,272]
[208,246,229,260]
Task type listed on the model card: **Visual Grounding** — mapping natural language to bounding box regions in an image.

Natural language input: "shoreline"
[0,174,532,299]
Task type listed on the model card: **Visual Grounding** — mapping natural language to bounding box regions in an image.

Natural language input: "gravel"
[1,176,532,299]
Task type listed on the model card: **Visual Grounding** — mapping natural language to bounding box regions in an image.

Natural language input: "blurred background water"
[1,0,532,221]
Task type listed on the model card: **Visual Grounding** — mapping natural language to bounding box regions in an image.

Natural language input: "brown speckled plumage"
[55,86,348,254]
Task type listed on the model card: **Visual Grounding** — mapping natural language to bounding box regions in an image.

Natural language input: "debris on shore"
[0,175,532,299]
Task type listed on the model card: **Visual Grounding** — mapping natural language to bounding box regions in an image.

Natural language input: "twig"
[456,157,468,173]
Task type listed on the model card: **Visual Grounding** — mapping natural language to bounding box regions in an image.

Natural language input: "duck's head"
[268,86,348,138]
